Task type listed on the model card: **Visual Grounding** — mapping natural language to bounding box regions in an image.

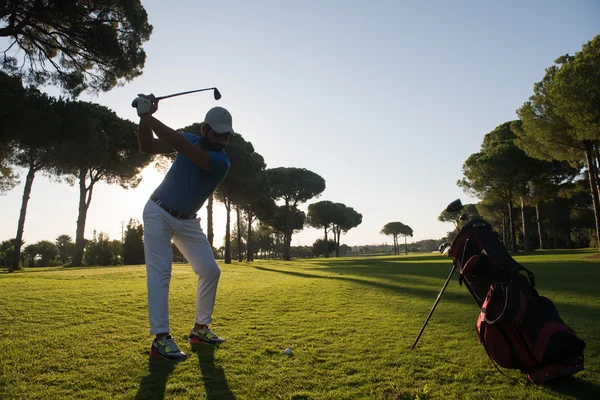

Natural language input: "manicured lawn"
[1,250,598,399]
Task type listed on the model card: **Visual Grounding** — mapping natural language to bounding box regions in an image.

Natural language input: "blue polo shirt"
[152,133,230,214]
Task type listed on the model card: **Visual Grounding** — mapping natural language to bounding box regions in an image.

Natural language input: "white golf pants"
[143,200,221,334]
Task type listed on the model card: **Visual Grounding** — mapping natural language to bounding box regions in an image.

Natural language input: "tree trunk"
[72,168,94,266]
[236,206,243,262]
[565,210,572,249]
[520,197,530,251]
[535,201,545,250]
[584,143,600,250]
[207,194,214,247]
[507,200,517,253]
[336,229,341,257]
[283,204,293,261]
[284,227,292,260]
[323,225,329,258]
[12,164,38,269]
[224,199,231,264]
[501,212,508,246]
[246,209,253,262]
[595,149,600,199]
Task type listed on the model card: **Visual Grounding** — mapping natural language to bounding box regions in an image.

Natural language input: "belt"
[150,195,197,219]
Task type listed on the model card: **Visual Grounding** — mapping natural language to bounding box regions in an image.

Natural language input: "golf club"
[155,87,221,101]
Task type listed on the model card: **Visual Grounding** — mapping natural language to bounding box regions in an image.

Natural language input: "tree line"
[0,75,367,269]
[0,1,365,269]
[443,35,600,252]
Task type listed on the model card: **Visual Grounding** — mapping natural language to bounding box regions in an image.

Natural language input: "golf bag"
[449,219,586,383]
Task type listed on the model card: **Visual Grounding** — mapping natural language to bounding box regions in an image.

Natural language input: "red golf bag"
[449,219,586,383]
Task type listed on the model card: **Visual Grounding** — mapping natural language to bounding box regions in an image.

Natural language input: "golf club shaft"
[411,263,457,350]
[155,87,217,101]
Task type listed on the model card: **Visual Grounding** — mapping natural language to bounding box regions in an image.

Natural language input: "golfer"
[133,94,232,361]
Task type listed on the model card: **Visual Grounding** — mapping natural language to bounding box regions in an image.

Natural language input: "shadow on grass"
[292,256,600,301]
[252,260,600,324]
[135,355,175,400]
[190,343,235,400]
[251,265,475,308]
[542,375,600,400]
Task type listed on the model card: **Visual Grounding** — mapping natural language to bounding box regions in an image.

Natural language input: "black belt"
[150,195,197,219]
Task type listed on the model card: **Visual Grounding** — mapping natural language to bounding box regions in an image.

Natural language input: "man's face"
[204,128,230,151]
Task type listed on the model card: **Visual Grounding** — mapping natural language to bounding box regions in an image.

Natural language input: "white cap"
[204,106,233,133]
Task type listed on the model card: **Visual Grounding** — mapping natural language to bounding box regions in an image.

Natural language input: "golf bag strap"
[484,281,527,327]
[480,339,526,385]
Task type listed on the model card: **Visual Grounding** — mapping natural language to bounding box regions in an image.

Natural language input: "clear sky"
[1,0,599,248]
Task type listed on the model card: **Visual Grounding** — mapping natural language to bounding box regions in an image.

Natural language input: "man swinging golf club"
[132,93,232,361]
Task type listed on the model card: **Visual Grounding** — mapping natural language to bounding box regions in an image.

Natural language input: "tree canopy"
[381,221,413,255]
[516,35,600,249]
[266,167,326,260]
[53,101,153,265]
[1,0,153,97]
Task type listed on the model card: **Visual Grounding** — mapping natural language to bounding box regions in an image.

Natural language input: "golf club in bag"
[411,199,586,383]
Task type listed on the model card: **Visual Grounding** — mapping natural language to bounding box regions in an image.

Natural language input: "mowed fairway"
[1,251,599,400]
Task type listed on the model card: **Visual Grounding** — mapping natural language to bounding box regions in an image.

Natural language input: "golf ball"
[284,348,292,355]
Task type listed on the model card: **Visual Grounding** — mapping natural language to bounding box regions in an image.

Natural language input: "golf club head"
[439,242,451,255]
[445,199,463,213]
[213,88,222,100]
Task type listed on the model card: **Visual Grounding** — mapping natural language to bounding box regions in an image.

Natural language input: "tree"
[306,200,336,258]
[212,133,260,263]
[4,83,61,269]
[1,1,153,97]
[476,195,511,245]
[0,144,18,193]
[123,218,144,265]
[399,223,414,255]
[253,223,277,259]
[263,205,306,258]
[0,72,24,193]
[229,144,268,262]
[231,214,248,261]
[22,243,38,266]
[84,231,120,266]
[548,35,600,249]
[331,204,362,257]
[55,234,74,264]
[36,240,58,266]
[54,101,153,266]
[312,238,336,257]
[0,238,17,268]
[381,222,411,255]
[458,122,536,252]
[517,36,600,250]
[266,167,326,260]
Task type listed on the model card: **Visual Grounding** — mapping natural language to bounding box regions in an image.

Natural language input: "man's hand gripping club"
[132,94,159,117]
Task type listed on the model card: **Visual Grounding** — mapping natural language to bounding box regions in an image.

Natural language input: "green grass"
[1,250,599,399]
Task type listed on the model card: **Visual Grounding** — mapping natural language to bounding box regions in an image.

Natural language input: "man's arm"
[137,119,176,155]
[140,115,212,171]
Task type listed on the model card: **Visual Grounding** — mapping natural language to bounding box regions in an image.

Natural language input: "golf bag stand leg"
[411,263,458,350]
